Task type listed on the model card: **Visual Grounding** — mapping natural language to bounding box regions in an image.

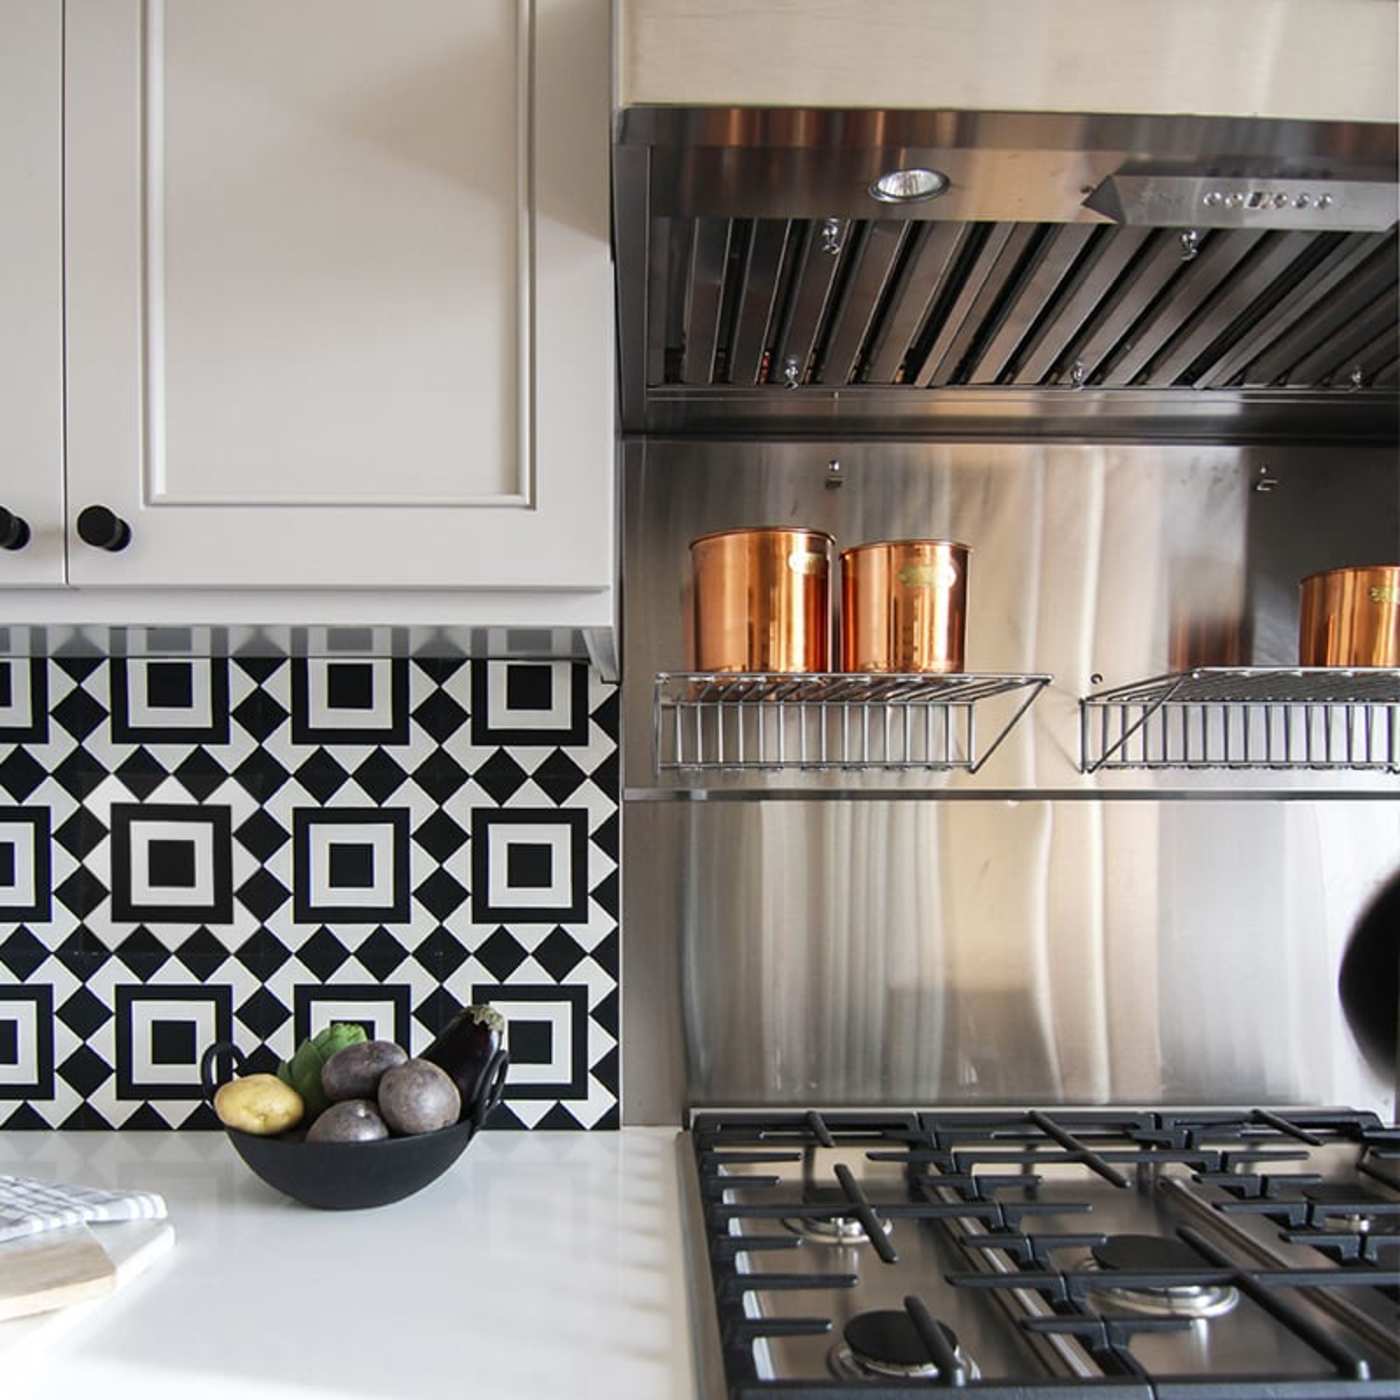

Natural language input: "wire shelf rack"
[655,672,1051,774]
[1081,667,1400,773]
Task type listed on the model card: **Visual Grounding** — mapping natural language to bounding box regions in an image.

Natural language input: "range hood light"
[869,167,948,203]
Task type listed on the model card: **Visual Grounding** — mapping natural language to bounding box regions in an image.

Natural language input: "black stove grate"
[690,1107,1400,1399]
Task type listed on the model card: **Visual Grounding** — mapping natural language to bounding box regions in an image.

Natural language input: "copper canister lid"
[692,525,835,548]
[840,537,972,559]
[1298,563,1400,583]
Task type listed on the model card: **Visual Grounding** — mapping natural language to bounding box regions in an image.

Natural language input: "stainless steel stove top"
[681,1109,1400,1397]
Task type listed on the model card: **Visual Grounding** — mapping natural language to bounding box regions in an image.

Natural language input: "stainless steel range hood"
[613,6,1400,440]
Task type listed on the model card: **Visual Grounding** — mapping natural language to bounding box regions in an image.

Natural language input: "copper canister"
[690,526,833,672]
[1299,564,1400,666]
[841,539,970,673]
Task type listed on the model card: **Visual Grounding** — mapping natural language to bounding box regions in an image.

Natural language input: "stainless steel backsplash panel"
[668,799,1397,1116]
[620,441,1400,1121]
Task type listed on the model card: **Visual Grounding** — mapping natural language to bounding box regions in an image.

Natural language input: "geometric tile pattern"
[0,654,619,1130]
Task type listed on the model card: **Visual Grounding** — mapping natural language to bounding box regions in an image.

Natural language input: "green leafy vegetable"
[277,1022,368,1120]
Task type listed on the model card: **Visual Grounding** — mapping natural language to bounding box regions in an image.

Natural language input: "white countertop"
[0,1129,699,1400]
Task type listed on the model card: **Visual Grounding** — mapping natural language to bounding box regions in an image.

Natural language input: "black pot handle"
[200,1040,247,1104]
[471,1049,510,1128]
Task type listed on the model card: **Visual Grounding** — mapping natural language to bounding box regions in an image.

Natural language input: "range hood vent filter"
[651,218,1399,393]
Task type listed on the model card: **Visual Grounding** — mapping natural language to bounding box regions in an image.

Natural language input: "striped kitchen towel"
[0,1176,167,1245]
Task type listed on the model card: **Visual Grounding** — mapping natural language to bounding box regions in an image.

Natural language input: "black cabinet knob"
[76,505,132,552]
[0,508,30,551]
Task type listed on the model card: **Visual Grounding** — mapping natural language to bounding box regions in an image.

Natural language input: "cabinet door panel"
[157,1,523,506]
[0,0,65,586]
[65,0,612,588]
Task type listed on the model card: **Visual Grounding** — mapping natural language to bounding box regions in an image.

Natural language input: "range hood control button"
[1085,173,1384,229]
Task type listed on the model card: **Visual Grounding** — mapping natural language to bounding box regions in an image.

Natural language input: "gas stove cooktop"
[681,1109,1400,1398]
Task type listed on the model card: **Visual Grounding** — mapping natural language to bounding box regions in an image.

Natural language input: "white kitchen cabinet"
[62,0,612,591]
[0,1,65,586]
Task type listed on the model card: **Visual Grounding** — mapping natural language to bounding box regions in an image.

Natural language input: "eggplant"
[422,1004,505,1112]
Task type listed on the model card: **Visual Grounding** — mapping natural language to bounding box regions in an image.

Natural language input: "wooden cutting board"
[0,1226,117,1322]
[0,1221,174,1361]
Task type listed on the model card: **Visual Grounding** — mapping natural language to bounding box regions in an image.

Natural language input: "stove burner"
[828,1310,980,1383]
[1302,1183,1392,1232]
[1092,1235,1206,1272]
[1087,1234,1240,1319]
[781,1186,893,1246]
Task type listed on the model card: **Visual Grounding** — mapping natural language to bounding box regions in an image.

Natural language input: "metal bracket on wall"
[584,628,619,684]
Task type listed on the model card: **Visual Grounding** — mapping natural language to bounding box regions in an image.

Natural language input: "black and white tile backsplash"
[0,651,618,1130]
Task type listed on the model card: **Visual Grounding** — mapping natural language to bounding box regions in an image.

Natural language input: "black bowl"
[200,1043,509,1210]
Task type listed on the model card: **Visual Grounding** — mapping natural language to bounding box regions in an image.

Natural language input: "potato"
[321,1040,407,1103]
[378,1058,460,1136]
[307,1099,389,1143]
[214,1073,304,1136]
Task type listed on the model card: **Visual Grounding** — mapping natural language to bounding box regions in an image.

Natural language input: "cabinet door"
[0,0,65,586]
[64,0,612,590]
